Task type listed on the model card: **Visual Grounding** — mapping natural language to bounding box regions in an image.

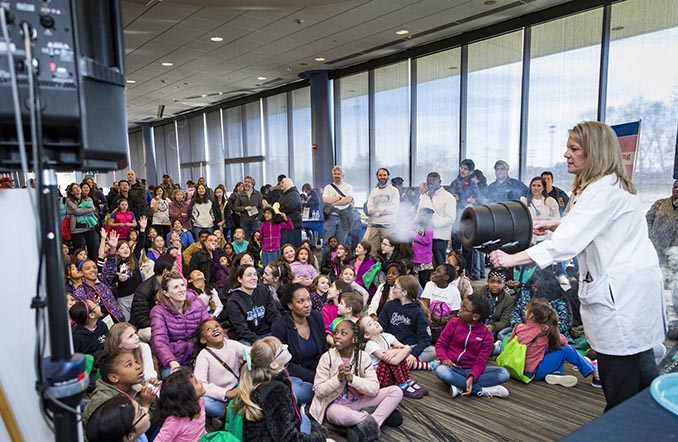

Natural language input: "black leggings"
[71,228,98,260]
[597,348,658,412]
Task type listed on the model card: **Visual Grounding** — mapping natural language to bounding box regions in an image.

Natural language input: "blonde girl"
[105,322,158,383]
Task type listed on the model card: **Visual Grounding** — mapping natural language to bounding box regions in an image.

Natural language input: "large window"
[467,31,523,180]
[263,93,289,185]
[336,72,369,204]
[291,87,313,187]
[374,62,410,186]
[607,0,678,208]
[525,10,602,188]
[414,49,461,186]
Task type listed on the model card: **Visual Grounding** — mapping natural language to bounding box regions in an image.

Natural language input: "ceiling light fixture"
[161,62,173,66]
[611,26,625,31]
[201,94,207,98]
[257,76,267,80]
[395,29,409,35]
[314,57,326,62]
[210,36,224,42]
[126,80,136,84]
[484,0,497,5]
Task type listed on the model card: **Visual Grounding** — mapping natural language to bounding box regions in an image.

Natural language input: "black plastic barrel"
[460,201,533,253]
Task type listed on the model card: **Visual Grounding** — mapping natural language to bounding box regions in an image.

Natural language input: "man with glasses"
[234,176,263,239]
[486,160,528,204]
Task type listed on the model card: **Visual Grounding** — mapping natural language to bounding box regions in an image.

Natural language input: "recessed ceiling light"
[219,92,223,95]
[201,94,207,98]
[126,80,136,84]
[484,0,496,5]
[210,36,224,42]
[395,29,409,35]
[611,26,625,31]
[314,57,326,62]
[286,67,292,71]
[257,76,267,81]
[161,62,173,66]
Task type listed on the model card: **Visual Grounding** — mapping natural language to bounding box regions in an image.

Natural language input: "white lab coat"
[417,187,456,240]
[527,174,666,355]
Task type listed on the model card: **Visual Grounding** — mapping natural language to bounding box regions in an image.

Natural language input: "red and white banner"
[611,121,642,181]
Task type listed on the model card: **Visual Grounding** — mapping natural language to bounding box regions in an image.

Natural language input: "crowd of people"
[47,121,671,441]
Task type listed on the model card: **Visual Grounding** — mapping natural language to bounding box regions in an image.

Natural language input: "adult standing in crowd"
[160,173,177,200]
[234,176,263,239]
[302,183,322,217]
[126,170,147,220]
[450,160,483,279]
[168,188,191,231]
[418,172,456,267]
[190,183,218,240]
[109,179,130,212]
[489,121,666,412]
[66,183,98,259]
[106,181,119,208]
[541,171,570,216]
[322,166,354,249]
[227,181,244,240]
[266,174,286,205]
[279,177,303,248]
[363,168,400,256]
[486,160,528,204]
[647,180,678,265]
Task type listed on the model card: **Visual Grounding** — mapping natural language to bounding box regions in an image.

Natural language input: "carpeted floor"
[325,364,606,442]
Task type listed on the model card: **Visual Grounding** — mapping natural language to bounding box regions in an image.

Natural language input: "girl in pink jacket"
[260,207,294,267]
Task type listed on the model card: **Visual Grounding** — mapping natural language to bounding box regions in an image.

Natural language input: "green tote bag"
[496,335,535,384]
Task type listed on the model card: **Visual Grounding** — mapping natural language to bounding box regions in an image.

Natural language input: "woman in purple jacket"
[151,271,210,378]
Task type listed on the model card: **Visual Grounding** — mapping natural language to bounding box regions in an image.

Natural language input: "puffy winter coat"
[150,290,210,367]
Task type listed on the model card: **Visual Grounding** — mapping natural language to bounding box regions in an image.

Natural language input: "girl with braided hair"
[310,320,403,441]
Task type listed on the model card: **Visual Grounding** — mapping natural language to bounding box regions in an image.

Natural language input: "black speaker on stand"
[0,2,127,441]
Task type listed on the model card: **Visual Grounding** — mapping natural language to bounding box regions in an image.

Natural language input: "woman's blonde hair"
[232,336,282,421]
[568,121,636,195]
[104,322,143,367]
[155,271,191,310]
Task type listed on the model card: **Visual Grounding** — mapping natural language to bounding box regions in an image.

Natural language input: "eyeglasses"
[133,406,147,426]
[393,285,403,291]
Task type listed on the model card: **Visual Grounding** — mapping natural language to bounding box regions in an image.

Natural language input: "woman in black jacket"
[271,283,328,406]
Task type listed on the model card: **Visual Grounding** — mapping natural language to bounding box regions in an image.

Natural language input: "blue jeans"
[290,376,314,405]
[241,218,260,240]
[261,250,279,267]
[436,365,510,394]
[204,396,227,418]
[432,239,448,267]
[323,214,346,251]
[532,345,595,380]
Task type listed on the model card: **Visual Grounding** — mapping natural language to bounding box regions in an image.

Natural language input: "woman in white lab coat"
[489,121,665,412]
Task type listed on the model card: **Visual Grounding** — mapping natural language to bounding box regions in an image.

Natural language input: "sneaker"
[478,385,509,398]
[545,374,578,388]
[428,360,441,371]
[591,377,602,388]
[492,340,502,355]
[450,385,461,398]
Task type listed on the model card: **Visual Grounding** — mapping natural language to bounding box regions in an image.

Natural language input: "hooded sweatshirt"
[377,299,432,358]
[226,285,281,344]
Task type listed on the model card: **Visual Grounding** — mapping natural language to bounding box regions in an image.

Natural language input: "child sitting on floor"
[510,299,599,388]
[311,320,403,441]
[326,291,363,346]
[359,315,428,398]
[435,294,510,399]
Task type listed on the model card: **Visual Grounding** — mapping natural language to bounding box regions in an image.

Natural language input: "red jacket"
[435,317,492,381]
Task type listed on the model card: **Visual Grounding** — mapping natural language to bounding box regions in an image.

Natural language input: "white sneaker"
[478,385,509,398]
[450,385,460,398]
[492,340,502,355]
[545,374,578,388]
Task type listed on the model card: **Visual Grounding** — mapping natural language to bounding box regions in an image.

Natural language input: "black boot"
[347,415,381,442]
